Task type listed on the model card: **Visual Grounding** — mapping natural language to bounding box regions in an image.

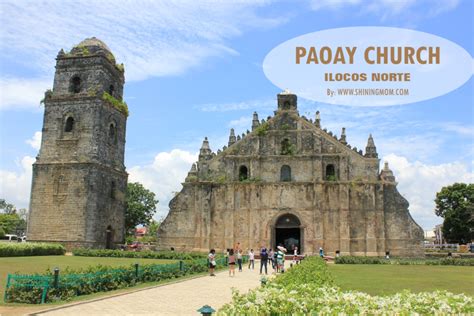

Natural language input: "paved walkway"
[35,261,271,315]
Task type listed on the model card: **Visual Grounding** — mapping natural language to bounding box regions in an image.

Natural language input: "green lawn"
[328,264,474,296]
[0,255,176,297]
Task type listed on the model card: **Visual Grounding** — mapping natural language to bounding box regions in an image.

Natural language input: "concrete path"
[35,261,272,315]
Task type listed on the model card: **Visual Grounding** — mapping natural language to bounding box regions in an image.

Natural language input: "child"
[237,249,243,272]
[228,249,236,277]
[208,248,216,276]
[248,249,255,270]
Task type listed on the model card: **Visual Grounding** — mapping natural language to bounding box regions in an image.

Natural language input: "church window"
[110,181,116,199]
[283,101,291,110]
[280,165,291,182]
[55,175,68,195]
[65,117,74,132]
[70,76,81,93]
[109,123,117,144]
[281,138,294,155]
[239,165,249,181]
[326,164,336,181]
[108,84,114,96]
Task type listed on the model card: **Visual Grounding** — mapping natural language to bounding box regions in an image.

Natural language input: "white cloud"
[0,156,35,209]
[128,149,198,219]
[0,77,50,110]
[26,131,42,150]
[0,1,284,83]
[309,0,460,19]
[198,99,276,112]
[383,153,473,230]
[228,116,252,131]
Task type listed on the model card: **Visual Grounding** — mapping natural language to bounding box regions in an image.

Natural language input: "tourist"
[277,245,286,273]
[268,248,274,270]
[228,249,236,277]
[248,249,255,270]
[208,249,216,276]
[319,247,324,258]
[260,246,268,275]
[292,246,298,265]
[273,248,279,272]
[237,249,243,272]
[234,242,241,253]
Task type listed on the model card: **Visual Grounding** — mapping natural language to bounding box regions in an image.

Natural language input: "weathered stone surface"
[157,93,424,256]
[27,38,128,249]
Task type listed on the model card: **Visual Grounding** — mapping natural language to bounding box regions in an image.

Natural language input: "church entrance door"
[274,213,302,254]
[106,225,113,249]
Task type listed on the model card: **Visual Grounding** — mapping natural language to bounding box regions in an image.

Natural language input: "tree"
[125,182,158,235]
[0,213,22,235]
[147,219,162,236]
[0,199,27,235]
[435,183,474,244]
[0,199,16,214]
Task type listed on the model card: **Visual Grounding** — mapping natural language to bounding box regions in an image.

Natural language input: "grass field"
[0,255,176,297]
[328,264,474,296]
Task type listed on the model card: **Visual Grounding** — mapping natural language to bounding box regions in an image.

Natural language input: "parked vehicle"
[2,234,18,242]
[129,241,143,251]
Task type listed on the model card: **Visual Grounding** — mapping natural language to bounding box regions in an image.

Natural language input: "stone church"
[27,38,128,249]
[157,92,424,256]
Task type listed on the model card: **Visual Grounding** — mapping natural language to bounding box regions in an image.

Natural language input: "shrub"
[5,257,223,304]
[72,248,207,260]
[425,258,474,266]
[335,256,474,266]
[0,242,65,257]
[218,256,474,315]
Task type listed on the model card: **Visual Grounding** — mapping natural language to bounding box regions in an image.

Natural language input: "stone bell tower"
[27,37,128,249]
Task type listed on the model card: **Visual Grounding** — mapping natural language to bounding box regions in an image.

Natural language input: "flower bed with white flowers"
[218,256,474,315]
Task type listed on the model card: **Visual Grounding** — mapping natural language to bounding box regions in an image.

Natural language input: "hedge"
[335,256,474,266]
[0,242,65,257]
[72,248,207,260]
[5,257,224,304]
[218,256,474,315]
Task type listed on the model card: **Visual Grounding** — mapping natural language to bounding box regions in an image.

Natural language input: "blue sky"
[0,0,472,231]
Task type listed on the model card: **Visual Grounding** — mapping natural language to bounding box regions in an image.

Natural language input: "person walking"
[260,246,268,275]
[248,249,255,270]
[237,249,243,272]
[208,249,216,276]
[277,245,286,273]
[228,249,236,277]
[268,248,274,271]
[273,248,279,272]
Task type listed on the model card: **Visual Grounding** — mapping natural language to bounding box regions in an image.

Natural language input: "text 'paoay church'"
[26,37,423,256]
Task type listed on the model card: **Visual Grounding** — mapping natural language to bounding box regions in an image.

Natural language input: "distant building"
[135,227,148,238]
[434,224,445,244]
[424,230,435,243]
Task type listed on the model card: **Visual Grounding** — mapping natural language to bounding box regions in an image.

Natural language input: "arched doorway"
[106,225,114,249]
[273,213,302,254]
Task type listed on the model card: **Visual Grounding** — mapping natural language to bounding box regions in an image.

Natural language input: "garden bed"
[218,256,474,315]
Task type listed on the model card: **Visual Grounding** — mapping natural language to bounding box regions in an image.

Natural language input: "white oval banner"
[263,27,473,106]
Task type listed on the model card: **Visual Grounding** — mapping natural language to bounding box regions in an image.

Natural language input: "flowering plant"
[218,257,474,315]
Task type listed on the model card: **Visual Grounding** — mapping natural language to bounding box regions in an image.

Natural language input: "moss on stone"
[102,92,129,117]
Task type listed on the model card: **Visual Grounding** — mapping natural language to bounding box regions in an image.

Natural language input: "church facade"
[157,92,424,256]
[27,38,128,249]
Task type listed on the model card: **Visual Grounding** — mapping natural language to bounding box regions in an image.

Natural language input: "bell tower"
[27,37,128,249]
